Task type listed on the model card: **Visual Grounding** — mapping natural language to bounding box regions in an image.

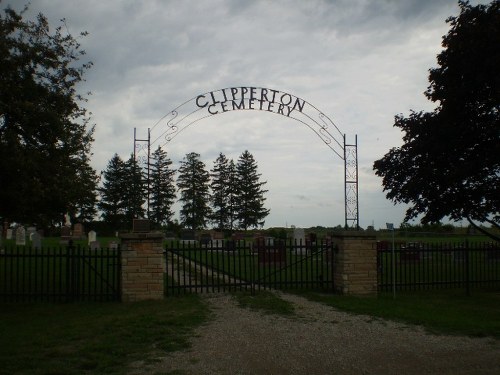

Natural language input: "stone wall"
[120,233,164,302]
[331,231,377,295]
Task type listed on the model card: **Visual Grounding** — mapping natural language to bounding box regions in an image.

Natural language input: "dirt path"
[129,292,500,375]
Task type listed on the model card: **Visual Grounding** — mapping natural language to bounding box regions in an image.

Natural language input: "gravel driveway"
[129,292,500,375]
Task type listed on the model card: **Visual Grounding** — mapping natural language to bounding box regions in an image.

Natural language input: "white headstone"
[293,227,306,244]
[27,226,37,238]
[88,230,97,245]
[15,226,26,245]
[31,232,42,249]
[293,227,306,254]
[6,228,13,240]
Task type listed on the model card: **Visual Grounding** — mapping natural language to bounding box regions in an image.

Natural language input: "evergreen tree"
[123,155,146,226]
[227,159,238,232]
[72,163,99,224]
[177,152,211,230]
[98,154,127,229]
[235,150,270,230]
[149,146,176,228]
[210,153,231,231]
[0,4,96,227]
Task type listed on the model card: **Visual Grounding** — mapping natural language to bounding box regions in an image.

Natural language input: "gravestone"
[15,226,26,245]
[212,231,225,247]
[133,219,150,233]
[164,231,176,240]
[31,232,42,249]
[293,227,306,254]
[88,230,97,245]
[255,236,286,265]
[60,226,71,245]
[199,232,212,246]
[90,240,101,251]
[181,229,196,241]
[109,241,119,250]
[27,226,37,239]
[6,228,13,240]
[180,230,197,244]
[72,223,85,240]
[213,231,224,240]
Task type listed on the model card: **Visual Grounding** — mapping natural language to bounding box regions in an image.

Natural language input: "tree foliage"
[210,153,230,231]
[177,152,211,230]
[0,4,96,227]
[123,155,146,225]
[373,0,500,240]
[149,146,176,228]
[235,150,270,230]
[98,154,126,230]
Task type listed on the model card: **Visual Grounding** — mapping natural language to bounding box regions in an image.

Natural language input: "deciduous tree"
[0,4,96,228]
[373,0,500,240]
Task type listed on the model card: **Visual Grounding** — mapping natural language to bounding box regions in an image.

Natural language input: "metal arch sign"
[149,86,345,160]
[137,86,359,228]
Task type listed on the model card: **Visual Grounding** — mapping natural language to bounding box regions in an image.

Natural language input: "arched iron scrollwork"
[141,86,359,228]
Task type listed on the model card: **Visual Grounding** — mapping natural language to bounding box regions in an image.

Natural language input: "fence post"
[465,239,470,296]
[330,231,377,295]
[120,232,165,302]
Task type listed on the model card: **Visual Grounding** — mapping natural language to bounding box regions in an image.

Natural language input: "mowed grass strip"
[295,289,500,338]
[0,295,210,375]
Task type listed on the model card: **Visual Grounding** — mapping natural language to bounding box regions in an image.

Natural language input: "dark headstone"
[15,226,26,245]
[133,219,150,233]
[90,240,101,251]
[72,223,85,239]
[180,230,196,241]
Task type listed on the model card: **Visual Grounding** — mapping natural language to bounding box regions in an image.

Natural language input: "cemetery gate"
[134,86,359,229]
[164,238,335,295]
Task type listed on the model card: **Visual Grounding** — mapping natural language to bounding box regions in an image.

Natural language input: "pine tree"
[227,159,238,232]
[98,154,127,229]
[177,152,211,230]
[210,153,230,231]
[123,155,146,226]
[72,163,99,223]
[235,150,270,230]
[149,146,176,228]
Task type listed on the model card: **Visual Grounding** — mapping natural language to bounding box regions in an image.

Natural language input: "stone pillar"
[120,232,164,302]
[331,231,377,295]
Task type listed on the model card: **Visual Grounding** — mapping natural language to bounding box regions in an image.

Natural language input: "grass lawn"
[294,289,500,338]
[0,295,210,375]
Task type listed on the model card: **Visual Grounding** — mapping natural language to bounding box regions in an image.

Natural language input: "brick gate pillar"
[120,232,165,302]
[331,231,377,295]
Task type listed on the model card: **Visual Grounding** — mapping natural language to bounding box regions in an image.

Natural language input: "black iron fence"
[377,241,500,293]
[165,239,334,295]
[0,245,121,302]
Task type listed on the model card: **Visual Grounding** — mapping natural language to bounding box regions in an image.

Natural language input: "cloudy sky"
[10,0,488,229]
